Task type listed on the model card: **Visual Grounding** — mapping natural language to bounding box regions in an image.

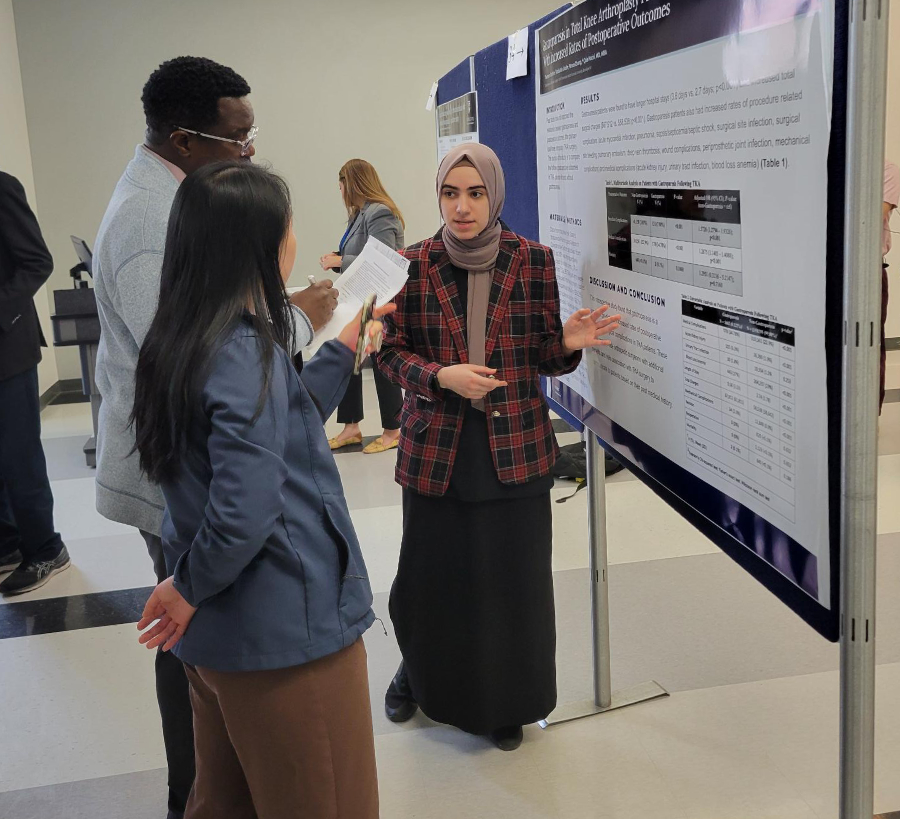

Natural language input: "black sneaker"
[0,549,23,574]
[0,545,71,595]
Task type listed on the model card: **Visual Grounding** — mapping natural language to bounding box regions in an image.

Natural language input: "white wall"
[0,0,58,392]
[12,0,558,379]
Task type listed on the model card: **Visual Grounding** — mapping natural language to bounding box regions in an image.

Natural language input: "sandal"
[328,434,363,450]
[362,436,399,454]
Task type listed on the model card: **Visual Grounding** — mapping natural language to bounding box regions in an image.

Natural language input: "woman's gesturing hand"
[437,365,508,400]
[137,577,197,653]
[562,305,622,354]
[336,302,398,355]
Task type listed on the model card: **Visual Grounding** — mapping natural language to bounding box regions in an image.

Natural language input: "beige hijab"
[437,144,506,410]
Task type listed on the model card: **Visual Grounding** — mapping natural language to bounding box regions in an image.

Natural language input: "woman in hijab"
[377,144,620,751]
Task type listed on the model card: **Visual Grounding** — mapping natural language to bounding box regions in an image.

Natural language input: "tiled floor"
[3,361,900,818]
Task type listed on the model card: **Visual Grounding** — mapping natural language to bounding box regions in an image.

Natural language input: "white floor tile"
[334,451,404,510]
[352,505,402,596]
[0,625,161,793]
[553,478,720,570]
[371,665,900,819]
[0,532,155,606]
[40,402,94,440]
[519,716,689,818]
[879,400,900,456]
[50,478,132,543]
[878,454,900,535]
[14,356,900,819]
[323,369,391,440]
[5,613,900,816]
[885,349,900,390]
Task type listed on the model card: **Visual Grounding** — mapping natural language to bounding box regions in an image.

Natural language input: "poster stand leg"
[540,432,668,728]
[840,2,888,816]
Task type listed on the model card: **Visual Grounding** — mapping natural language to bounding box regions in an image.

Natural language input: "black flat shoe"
[385,662,419,723]
[489,725,524,752]
[386,698,418,723]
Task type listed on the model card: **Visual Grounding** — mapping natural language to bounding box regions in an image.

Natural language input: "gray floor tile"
[42,436,95,482]
[0,769,167,819]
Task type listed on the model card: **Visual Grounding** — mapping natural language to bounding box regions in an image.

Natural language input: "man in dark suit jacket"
[0,171,70,595]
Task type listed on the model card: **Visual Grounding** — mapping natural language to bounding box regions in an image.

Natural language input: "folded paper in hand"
[305,236,410,355]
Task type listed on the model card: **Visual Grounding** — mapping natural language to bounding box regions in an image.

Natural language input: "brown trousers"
[184,639,379,819]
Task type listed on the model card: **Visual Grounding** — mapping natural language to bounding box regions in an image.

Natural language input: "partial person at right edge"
[92,57,337,819]
[134,162,384,819]
[881,158,899,412]
[0,171,70,595]
[320,159,405,454]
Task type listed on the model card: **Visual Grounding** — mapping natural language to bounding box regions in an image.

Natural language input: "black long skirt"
[389,488,557,734]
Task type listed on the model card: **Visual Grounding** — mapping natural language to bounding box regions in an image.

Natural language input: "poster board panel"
[535,0,845,640]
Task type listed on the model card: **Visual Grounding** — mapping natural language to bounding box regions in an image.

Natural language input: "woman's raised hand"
[562,305,622,354]
[437,365,508,400]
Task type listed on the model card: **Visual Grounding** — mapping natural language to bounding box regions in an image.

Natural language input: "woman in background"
[134,162,390,819]
[378,144,620,751]
[320,159,405,454]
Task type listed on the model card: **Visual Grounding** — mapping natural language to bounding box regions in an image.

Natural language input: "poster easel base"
[538,680,668,728]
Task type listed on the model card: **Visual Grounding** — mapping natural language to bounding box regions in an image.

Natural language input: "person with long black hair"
[133,162,388,819]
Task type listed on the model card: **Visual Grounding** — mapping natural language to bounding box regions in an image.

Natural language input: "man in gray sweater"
[93,57,337,819]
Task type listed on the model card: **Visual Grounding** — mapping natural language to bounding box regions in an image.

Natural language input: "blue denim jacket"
[161,322,374,672]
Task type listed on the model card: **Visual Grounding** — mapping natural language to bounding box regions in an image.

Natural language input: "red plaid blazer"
[378,229,581,497]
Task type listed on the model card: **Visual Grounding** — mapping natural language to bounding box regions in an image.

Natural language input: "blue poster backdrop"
[474,6,573,241]
[434,56,474,109]
[436,1,848,641]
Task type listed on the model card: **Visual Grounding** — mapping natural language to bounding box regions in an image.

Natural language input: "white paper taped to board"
[506,27,529,80]
[425,80,439,111]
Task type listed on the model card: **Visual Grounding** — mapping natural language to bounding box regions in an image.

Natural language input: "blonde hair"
[339,159,405,229]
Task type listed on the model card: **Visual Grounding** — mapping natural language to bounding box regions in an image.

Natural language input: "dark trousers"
[0,366,62,561]
[881,262,889,412]
[336,361,402,429]
[141,530,196,819]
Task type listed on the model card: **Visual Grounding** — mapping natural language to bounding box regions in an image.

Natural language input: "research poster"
[536,0,834,606]
[436,91,479,162]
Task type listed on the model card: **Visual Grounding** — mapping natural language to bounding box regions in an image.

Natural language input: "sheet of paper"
[506,27,529,80]
[425,80,439,111]
[305,236,409,355]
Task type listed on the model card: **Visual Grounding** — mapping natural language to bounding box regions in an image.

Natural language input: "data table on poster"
[608,188,744,296]
[680,299,796,522]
